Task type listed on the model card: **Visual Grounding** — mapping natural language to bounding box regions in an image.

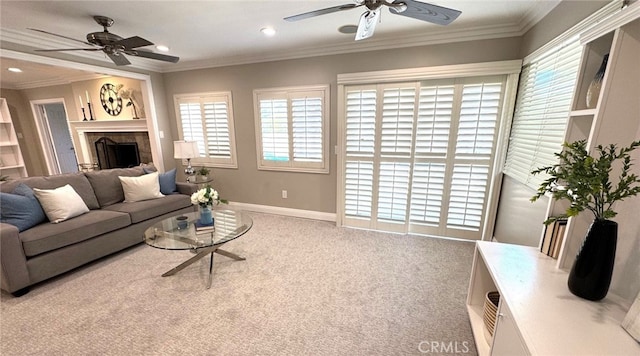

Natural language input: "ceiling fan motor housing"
[86,31,123,47]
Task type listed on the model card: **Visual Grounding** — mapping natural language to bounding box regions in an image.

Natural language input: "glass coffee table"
[143,209,252,288]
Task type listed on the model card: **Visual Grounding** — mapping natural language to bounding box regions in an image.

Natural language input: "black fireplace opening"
[95,137,141,169]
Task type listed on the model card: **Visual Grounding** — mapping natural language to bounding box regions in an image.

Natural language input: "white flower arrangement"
[190,186,227,207]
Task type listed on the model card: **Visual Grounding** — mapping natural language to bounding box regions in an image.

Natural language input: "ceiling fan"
[285,0,461,41]
[29,15,179,66]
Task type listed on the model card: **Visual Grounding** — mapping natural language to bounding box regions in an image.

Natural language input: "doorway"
[31,100,78,174]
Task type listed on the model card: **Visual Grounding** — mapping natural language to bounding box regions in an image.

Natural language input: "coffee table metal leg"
[215,248,246,261]
[207,251,214,289]
[161,247,215,277]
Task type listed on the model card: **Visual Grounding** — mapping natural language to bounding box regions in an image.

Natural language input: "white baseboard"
[228,202,337,222]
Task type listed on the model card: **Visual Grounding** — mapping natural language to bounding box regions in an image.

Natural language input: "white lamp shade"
[173,141,199,159]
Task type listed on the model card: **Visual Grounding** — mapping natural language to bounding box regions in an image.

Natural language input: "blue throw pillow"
[143,167,177,195]
[0,183,47,231]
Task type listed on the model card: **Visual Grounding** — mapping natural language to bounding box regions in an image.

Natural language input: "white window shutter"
[259,99,289,161]
[175,92,238,168]
[415,85,454,157]
[447,164,490,229]
[254,86,329,173]
[344,161,374,218]
[456,83,502,160]
[504,35,582,189]
[292,97,323,162]
[409,162,446,225]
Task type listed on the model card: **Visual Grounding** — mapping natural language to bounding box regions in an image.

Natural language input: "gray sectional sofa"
[0,166,197,296]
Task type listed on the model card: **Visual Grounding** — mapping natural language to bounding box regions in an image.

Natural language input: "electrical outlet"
[282,190,288,199]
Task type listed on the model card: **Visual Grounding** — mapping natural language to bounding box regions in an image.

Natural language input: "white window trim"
[337,60,522,241]
[253,85,330,174]
[174,91,238,169]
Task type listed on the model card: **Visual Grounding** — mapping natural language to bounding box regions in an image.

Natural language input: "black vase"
[568,219,617,301]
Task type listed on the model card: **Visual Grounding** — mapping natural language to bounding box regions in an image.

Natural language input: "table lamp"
[173,140,199,182]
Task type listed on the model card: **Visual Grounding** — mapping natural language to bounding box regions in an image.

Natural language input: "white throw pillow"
[119,172,164,202]
[33,184,90,223]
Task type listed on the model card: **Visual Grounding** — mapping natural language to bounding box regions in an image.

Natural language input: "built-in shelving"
[0,98,27,179]
[545,7,640,271]
[467,241,640,355]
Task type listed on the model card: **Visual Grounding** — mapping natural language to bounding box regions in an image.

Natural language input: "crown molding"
[516,0,562,34]
[161,22,525,73]
[2,72,107,90]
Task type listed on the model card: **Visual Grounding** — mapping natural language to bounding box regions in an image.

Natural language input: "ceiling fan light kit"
[30,15,180,66]
[285,0,461,40]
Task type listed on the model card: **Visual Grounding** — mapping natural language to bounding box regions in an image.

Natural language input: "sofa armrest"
[0,223,30,294]
[176,182,198,196]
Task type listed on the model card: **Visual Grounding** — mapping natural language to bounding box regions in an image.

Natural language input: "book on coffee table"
[194,221,214,231]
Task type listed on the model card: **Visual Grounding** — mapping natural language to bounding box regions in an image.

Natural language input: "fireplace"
[84,131,152,168]
[95,137,141,169]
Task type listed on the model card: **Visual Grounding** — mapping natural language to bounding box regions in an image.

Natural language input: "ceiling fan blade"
[35,48,102,52]
[28,28,95,46]
[355,10,380,41]
[389,0,461,25]
[284,3,360,22]
[127,49,180,63]
[107,53,131,66]
[116,36,154,49]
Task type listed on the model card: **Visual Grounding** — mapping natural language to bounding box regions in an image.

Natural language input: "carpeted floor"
[1,212,478,355]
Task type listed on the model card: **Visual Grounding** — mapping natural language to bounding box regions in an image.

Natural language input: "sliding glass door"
[341,76,507,240]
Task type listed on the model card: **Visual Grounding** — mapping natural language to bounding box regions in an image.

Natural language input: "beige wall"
[520,0,609,57]
[163,37,522,213]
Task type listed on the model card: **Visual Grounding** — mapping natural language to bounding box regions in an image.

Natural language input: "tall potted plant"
[531,139,640,301]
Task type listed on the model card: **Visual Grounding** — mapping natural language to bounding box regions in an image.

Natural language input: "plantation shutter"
[254,86,329,173]
[344,88,376,218]
[503,35,582,189]
[291,96,323,162]
[175,92,237,168]
[343,77,506,239]
[259,98,289,161]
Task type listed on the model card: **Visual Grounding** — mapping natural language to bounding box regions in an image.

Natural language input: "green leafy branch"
[531,140,640,224]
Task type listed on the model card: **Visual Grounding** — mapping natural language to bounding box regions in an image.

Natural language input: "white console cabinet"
[467,241,640,355]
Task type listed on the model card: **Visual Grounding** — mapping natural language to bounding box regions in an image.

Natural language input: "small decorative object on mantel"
[586,54,609,109]
[622,291,640,342]
[79,95,87,121]
[190,185,228,226]
[531,139,640,301]
[86,90,95,121]
[116,84,142,119]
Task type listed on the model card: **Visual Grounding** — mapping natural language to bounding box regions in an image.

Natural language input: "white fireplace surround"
[71,120,150,166]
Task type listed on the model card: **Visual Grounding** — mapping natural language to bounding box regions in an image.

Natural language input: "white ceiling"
[0,0,560,89]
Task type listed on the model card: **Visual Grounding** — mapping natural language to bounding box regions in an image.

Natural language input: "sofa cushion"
[103,194,192,224]
[144,167,177,195]
[0,184,47,231]
[85,167,144,207]
[0,173,100,210]
[119,172,164,202]
[19,210,131,257]
[34,184,90,223]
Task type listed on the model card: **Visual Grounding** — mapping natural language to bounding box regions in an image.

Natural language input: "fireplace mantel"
[71,119,149,165]
[70,119,148,132]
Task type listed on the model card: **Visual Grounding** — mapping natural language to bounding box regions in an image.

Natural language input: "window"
[174,92,237,168]
[253,85,329,173]
[342,77,508,239]
[502,35,582,189]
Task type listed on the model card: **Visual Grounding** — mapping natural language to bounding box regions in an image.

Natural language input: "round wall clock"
[100,83,123,116]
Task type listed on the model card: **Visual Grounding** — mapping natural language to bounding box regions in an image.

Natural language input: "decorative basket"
[483,291,500,344]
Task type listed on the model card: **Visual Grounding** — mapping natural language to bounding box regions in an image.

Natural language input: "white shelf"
[467,241,640,355]
[570,108,597,117]
[0,98,27,178]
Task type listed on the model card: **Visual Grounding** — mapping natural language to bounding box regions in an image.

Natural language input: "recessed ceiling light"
[156,45,170,52]
[7,67,22,73]
[260,27,276,36]
[338,25,358,34]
